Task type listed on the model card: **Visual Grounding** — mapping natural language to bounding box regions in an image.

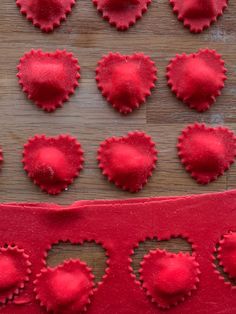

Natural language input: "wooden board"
[0,0,236,289]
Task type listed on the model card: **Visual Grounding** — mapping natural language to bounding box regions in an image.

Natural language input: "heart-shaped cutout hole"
[139,249,200,308]
[16,0,75,32]
[98,131,157,192]
[47,241,109,284]
[22,134,84,195]
[170,0,228,33]
[167,49,226,112]
[34,240,109,313]
[96,52,157,114]
[0,245,31,304]
[17,49,80,112]
[177,123,236,184]
[93,0,151,30]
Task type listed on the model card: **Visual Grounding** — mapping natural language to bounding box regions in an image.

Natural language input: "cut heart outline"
[96,52,157,114]
[34,239,110,313]
[97,131,158,192]
[16,0,76,32]
[93,0,152,30]
[22,134,84,195]
[167,49,227,112]
[0,245,31,304]
[170,0,228,33]
[177,123,236,184]
[217,232,236,282]
[17,49,80,112]
[34,259,95,314]
[44,239,111,286]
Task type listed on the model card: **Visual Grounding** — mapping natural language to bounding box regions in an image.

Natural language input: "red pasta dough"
[16,0,75,32]
[93,0,151,30]
[1,190,236,312]
[22,134,84,195]
[139,249,200,308]
[34,260,95,314]
[218,232,236,280]
[0,245,31,304]
[98,131,157,192]
[96,53,157,114]
[177,123,236,184]
[167,49,226,112]
[170,0,228,33]
[17,50,80,112]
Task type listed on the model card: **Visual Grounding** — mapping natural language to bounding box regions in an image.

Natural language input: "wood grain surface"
[0,0,236,280]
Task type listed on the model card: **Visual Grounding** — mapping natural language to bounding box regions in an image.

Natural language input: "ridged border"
[97,130,158,192]
[16,0,76,32]
[34,259,95,313]
[17,49,80,112]
[96,52,157,114]
[177,123,236,184]
[0,244,32,304]
[22,134,84,195]
[169,0,228,33]
[138,246,200,309]
[93,0,151,31]
[166,49,227,112]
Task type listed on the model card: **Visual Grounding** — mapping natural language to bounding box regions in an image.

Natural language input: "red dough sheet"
[17,50,80,112]
[16,0,75,32]
[1,190,236,313]
[170,0,228,33]
[93,0,151,30]
[167,49,226,112]
[96,53,157,114]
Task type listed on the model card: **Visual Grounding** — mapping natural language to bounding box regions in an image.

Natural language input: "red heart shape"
[167,49,226,112]
[23,134,84,195]
[93,0,151,30]
[218,232,236,280]
[16,0,75,32]
[170,0,228,33]
[97,131,157,192]
[0,245,31,304]
[177,123,236,184]
[139,249,200,309]
[96,53,157,114]
[34,259,95,314]
[17,50,80,112]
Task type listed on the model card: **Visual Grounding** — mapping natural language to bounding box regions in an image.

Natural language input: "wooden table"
[1,0,236,285]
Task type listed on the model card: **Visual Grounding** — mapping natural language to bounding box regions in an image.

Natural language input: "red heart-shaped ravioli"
[17,50,80,112]
[218,232,236,280]
[177,123,236,184]
[23,134,84,195]
[170,0,228,33]
[34,259,95,314]
[98,131,157,192]
[139,249,200,309]
[93,0,151,30]
[16,0,75,32]
[96,53,157,114]
[0,245,31,304]
[167,49,226,112]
